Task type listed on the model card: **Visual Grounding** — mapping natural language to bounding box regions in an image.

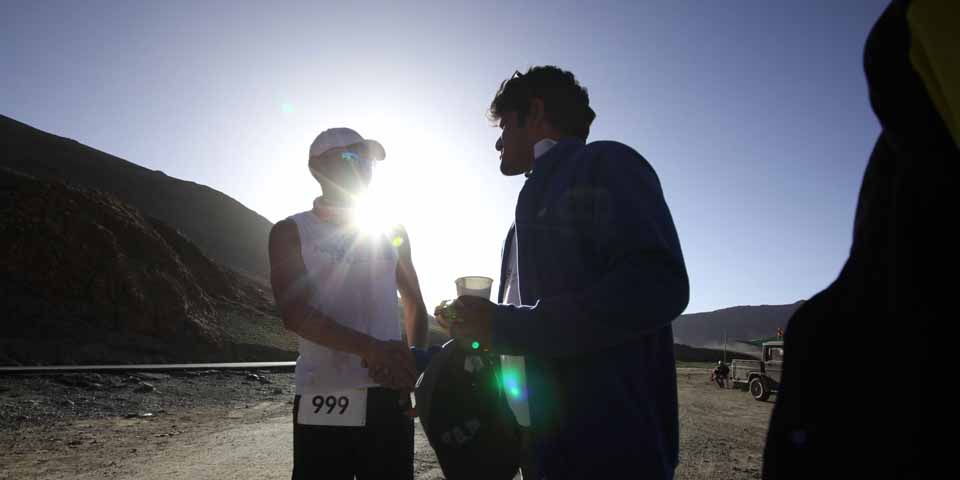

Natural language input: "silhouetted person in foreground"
[763,1,957,478]
[269,127,429,479]
[437,66,689,480]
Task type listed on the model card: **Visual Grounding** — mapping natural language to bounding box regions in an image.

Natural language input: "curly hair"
[489,66,596,140]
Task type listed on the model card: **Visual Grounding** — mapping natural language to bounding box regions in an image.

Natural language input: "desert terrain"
[0,368,772,479]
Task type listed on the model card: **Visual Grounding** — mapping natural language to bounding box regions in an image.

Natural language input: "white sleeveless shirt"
[288,211,401,395]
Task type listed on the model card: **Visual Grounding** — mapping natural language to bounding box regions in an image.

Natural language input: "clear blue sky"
[1,0,890,314]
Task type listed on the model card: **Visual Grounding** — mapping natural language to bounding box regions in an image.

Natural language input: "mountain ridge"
[0,167,295,365]
[0,114,272,284]
[673,301,803,352]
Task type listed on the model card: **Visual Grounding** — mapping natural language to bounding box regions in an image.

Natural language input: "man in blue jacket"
[438,66,689,479]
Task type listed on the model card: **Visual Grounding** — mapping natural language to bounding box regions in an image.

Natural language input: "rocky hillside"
[0,168,295,365]
[672,302,804,352]
[0,115,271,284]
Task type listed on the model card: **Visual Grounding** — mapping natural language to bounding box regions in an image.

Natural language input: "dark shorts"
[292,388,414,480]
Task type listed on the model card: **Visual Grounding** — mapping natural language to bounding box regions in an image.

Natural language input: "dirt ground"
[674,370,772,479]
[0,369,773,479]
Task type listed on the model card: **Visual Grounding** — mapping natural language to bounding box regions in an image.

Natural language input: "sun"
[351,190,395,235]
[347,152,421,235]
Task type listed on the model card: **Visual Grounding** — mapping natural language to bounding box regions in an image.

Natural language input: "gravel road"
[1,369,772,479]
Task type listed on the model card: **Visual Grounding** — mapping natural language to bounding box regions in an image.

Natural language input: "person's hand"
[436,296,495,351]
[398,389,417,418]
[362,340,417,390]
[434,299,458,324]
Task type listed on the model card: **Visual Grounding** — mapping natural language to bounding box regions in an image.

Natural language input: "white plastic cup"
[455,276,494,300]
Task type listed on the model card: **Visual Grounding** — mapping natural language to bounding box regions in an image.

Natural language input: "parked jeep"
[730,341,783,401]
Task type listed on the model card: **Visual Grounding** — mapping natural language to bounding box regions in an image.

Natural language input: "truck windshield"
[768,347,784,362]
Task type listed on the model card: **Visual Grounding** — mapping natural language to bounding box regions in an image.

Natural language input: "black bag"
[415,340,523,480]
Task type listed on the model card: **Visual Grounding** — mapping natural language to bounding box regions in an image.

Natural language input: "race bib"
[297,389,368,427]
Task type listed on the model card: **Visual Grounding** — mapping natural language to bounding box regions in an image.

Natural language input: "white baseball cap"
[308,127,386,161]
[308,127,386,184]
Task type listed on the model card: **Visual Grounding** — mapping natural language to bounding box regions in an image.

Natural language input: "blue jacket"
[492,137,689,479]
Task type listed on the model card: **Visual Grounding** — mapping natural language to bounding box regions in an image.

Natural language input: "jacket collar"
[533,138,558,160]
[526,137,585,180]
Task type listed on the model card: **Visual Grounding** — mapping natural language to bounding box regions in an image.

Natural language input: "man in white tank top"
[269,127,429,480]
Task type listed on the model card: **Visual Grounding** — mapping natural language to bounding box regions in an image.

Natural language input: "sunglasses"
[339,151,365,164]
[318,143,376,168]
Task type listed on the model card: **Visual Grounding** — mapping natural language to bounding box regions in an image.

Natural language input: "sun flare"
[351,191,395,235]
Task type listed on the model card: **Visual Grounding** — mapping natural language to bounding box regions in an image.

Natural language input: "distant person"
[712,361,730,388]
[762,1,956,478]
[268,127,429,480]
[437,66,690,479]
